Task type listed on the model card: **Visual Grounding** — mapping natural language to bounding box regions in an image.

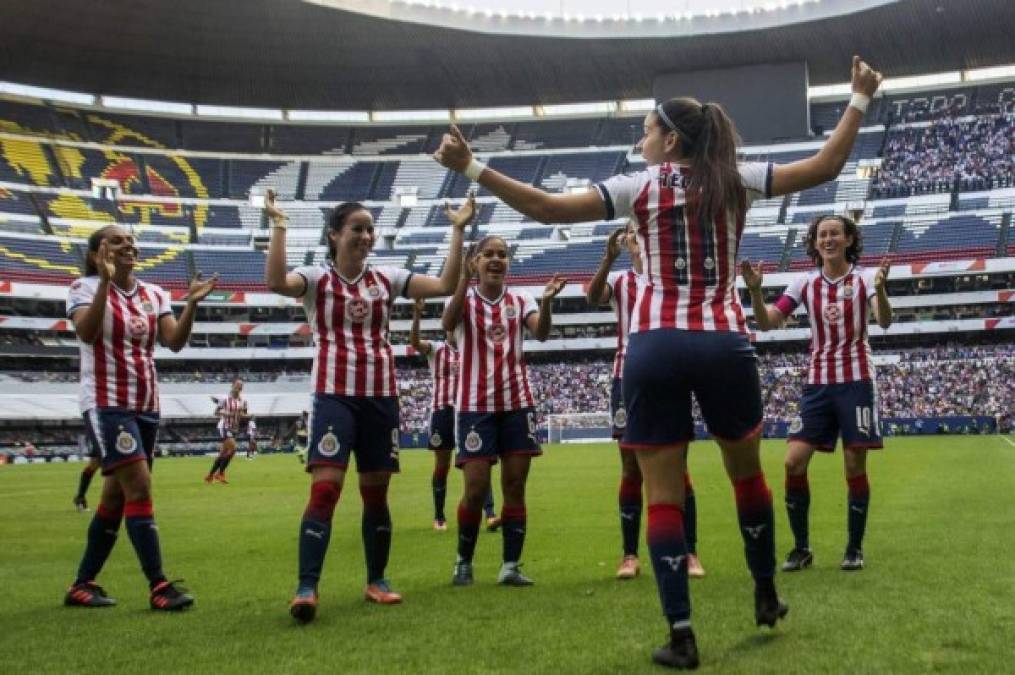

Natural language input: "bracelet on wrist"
[464,158,486,182]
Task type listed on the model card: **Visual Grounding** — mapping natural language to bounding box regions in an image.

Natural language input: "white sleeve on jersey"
[738,162,774,204]
[519,292,539,333]
[66,277,97,318]
[860,267,879,299]
[293,264,325,301]
[595,171,647,221]
[151,284,174,318]
[376,265,413,299]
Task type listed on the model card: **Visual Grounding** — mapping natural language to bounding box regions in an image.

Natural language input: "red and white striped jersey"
[454,287,538,413]
[596,162,772,335]
[426,342,459,411]
[67,276,172,413]
[774,266,879,384]
[216,395,248,433]
[295,264,413,397]
[608,270,639,379]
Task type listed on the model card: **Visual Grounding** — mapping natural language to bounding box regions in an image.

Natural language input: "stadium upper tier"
[1,87,1013,290]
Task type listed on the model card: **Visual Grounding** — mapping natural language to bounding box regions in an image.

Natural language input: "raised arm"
[769,56,884,197]
[586,228,623,306]
[442,246,475,333]
[264,190,307,298]
[159,272,219,352]
[527,274,567,341]
[71,241,113,344]
[871,257,893,329]
[434,126,605,224]
[407,196,472,298]
[409,299,432,356]
[740,260,786,331]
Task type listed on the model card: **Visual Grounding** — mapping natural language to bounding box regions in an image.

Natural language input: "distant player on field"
[245,416,258,459]
[64,225,216,611]
[205,378,247,483]
[73,433,100,512]
[743,214,892,573]
[586,220,705,580]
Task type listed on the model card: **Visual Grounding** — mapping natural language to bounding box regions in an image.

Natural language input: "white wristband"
[270,217,288,230]
[463,158,486,182]
[848,93,871,114]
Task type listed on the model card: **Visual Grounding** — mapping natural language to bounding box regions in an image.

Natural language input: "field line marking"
[1001,435,1015,449]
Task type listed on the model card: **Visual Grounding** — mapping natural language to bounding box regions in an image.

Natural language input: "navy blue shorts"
[218,427,236,441]
[621,329,763,448]
[455,407,542,467]
[788,380,884,452]
[610,378,628,441]
[429,406,456,451]
[83,408,159,475]
[307,394,400,473]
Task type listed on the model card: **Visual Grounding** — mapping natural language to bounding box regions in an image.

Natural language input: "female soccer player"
[409,299,498,531]
[265,190,471,622]
[205,378,247,483]
[64,225,217,611]
[586,222,704,580]
[742,215,892,573]
[435,55,882,668]
[442,236,564,587]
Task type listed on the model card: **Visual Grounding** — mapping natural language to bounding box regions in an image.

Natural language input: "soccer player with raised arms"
[64,225,217,611]
[435,55,882,669]
[264,189,470,622]
[742,215,892,573]
[205,378,247,483]
[586,221,705,580]
[442,236,565,587]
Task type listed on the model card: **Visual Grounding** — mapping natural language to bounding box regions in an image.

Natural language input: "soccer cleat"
[651,626,700,670]
[781,547,814,572]
[754,583,789,628]
[149,580,194,611]
[64,581,116,608]
[289,586,319,623]
[73,495,89,512]
[203,475,213,484]
[433,519,448,532]
[687,554,706,579]
[364,579,403,604]
[452,561,474,586]
[497,563,534,586]
[486,516,502,532]
[840,549,865,571]
[616,555,640,579]
[213,472,228,484]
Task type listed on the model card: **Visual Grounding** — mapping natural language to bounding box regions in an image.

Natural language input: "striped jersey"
[67,276,172,414]
[454,287,538,412]
[216,394,247,433]
[426,342,459,411]
[596,161,772,334]
[774,265,879,384]
[295,264,412,397]
[607,269,639,379]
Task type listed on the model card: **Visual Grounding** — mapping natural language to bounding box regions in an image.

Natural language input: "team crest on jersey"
[366,285,382,299]
[613,408,628,429]
[129,315,149,337]
[674,258,686,270]
[823,304,842,322]
[842,284,855,299]
[317,432,340,457]
[488,324,507,343]
[346,298,370,323]
[70,280,83,291]
[788,417,803,434]
[430,432,443,448]
[464,430,483,453]
[142,300,155,314]
[115,430,137,455]
[503,305,518,320]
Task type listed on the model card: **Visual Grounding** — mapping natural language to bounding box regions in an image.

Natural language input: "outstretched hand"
[264,189,287,223]
[96,239,115,282]
[542,273,566,302]
[740,259,764,291]
[874,256,891,291]
[462,244,478,281]
[445,194,477,230]
[604,227,624,261]
[433,124,473,173]
[186,271,220,304]
[851,55,883,98]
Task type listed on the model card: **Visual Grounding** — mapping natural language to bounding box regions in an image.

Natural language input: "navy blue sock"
[785,473,811,550]
[207,458,221,476]
[75,503,122,584]
[647,503,691,628]
[219,455,233,474]
[683,473,698,556]
[847,474,870,553]
[124,499,165,588]
[618,476,642,557]
[501,506,527,564]
[456,502,482,562]
[734,474,776,580]
[76,465,97,500]
[432,466,449,521]
[360,484,392,584]
[298,481,340,589]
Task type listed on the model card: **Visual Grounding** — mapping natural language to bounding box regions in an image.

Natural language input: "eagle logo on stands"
[346,298,370,323]
[129,316,149,338]
[318,432,340,457]
[789,417,803,435]
[429,432,443,448]
[613,408,628,429]
[503,306,518,320]
[366,285,381,299]
[823,304,842,322]
[465,430,483,453]
[115,431,137,455]
[488,324,507,343]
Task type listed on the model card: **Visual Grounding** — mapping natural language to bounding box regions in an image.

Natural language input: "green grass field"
[2,436,1014,674]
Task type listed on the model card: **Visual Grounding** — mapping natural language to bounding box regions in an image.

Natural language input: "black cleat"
[781,547,814,572]
[452,561,474,586]
[289,586,318,623]
[65,581,116,607]
[840,549,864,571]
[150,580,194,611]
[755,582,789,628]
[651,626,700,670]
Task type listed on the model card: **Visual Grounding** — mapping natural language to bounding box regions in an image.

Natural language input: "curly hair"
[804,215,863,267]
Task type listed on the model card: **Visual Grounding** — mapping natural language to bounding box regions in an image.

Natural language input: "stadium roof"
[0,0,1013,110]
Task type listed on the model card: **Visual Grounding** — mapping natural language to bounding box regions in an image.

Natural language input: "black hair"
[83,225,122,276]
[325,202,370,261]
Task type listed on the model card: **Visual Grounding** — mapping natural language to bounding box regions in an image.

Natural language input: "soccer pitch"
[2,436,1013,674]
